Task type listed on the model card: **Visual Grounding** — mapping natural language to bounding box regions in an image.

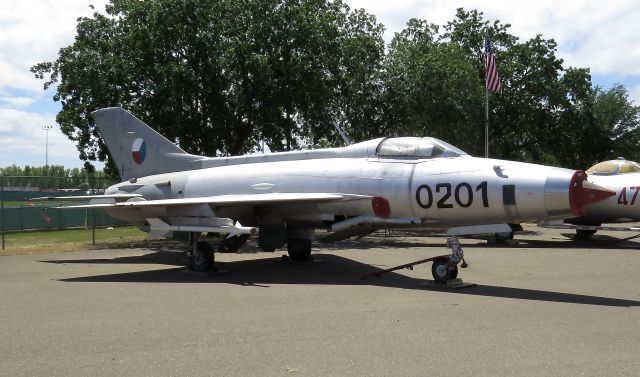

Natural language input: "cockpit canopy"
[586,158,640,176]
[375,137,467,158]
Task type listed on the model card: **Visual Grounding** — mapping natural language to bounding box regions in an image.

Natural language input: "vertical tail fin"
[91,107,202,180]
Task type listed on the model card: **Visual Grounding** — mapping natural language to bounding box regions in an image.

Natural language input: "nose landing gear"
[431,257,458,283]
[431,236,466,284]
[184,233,215,272]
[361,236,470,286]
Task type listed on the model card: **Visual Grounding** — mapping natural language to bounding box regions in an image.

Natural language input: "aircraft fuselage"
[104,153,580,230]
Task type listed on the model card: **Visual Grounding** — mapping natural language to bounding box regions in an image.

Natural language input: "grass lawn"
[0,226,149,255]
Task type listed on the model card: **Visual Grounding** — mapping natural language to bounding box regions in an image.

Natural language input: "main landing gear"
[575,229,598,240]
[286,238,313,261]
[185,233,215,272]
[183,231,313,272]
[361,236,468,284]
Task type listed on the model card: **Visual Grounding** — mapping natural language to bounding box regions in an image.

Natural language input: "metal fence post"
[1,175,5,250]
[92,208,96,245]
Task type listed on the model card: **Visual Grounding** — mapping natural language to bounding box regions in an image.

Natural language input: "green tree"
[32,0,384,179]
[591,84,640,163]
[382,18,485,153]
[32,3,639,173]
[385,8,639,168]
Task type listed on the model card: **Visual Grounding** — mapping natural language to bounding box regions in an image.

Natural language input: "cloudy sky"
[1,0,639,169]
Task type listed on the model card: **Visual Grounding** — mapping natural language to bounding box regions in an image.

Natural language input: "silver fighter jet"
[36,108,615,283]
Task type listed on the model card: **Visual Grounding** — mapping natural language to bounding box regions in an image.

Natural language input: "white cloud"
[0,108,88,167]
[0,0,109,94]
[630,84,640,106]
[0,0,638,169]
[482,0,640,75]
[345,0,640,76]
[0,0,109,168]
[0,96,36,108]
[2,0,637,96]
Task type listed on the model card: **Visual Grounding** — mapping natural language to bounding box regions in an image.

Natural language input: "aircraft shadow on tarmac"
[42,248,640,308]
[314,230,640,250]
[498,235,640,250]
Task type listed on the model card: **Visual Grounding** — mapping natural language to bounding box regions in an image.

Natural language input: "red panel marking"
[372,196,391,218]
[569,170,616,216]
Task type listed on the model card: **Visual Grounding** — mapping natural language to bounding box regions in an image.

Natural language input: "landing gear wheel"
[576,229,597,240]
[287,238,312,261]
[190,241,214,272]
[431,258,458,284]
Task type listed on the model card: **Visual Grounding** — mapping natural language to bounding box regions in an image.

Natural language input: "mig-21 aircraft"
[35,108,615,283]
[541,158,640,239]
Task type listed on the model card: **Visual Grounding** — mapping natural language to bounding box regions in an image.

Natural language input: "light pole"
[42,125,53,169]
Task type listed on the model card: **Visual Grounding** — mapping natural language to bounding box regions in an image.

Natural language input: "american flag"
[484,36,502,93]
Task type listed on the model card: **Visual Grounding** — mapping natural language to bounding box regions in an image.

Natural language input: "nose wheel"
[431,236,467,283]
[431,257,458,283]
[185,233,215,272]
[361,236,469,285]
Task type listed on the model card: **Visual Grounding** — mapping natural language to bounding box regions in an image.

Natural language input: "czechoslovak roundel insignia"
[131,138,146,164]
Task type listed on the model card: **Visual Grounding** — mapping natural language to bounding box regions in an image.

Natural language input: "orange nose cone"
[568,171,616,216]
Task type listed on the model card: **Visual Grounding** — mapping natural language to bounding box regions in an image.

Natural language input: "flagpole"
[485,85,489,158]
[483,34,500,159]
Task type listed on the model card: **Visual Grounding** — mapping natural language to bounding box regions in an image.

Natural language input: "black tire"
[495,232,514,244]
[431,258,458,284]
[287,238,312,261]
[576,229,597,240]
[190,241,214,272]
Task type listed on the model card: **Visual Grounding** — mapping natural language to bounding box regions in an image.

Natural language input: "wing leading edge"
[39,192,371,209]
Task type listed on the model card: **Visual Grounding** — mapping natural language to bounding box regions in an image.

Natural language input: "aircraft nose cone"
[568,171,616,216]
[544,169,615,218]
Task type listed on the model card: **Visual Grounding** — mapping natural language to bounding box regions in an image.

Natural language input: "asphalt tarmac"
[0,226,639,377]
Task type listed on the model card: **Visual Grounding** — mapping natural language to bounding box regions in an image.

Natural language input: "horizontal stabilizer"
[30,194,142,202]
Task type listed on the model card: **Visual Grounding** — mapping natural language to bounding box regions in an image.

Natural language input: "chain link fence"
[1,176,129,250]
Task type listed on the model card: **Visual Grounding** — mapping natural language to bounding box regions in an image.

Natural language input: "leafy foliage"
[383,8,640,168]
[32,0,384,178]
[32,3,639,179]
